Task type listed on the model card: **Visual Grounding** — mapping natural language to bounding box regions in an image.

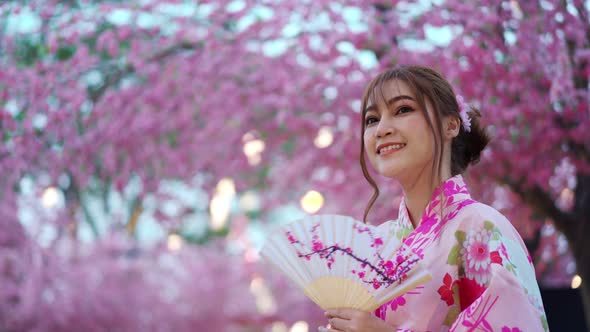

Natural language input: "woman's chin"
[377,166,403,179]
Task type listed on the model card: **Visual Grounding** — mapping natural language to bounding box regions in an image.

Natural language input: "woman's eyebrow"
[364,104,377,114]
[386,95,415,106]
[364,95,415,113]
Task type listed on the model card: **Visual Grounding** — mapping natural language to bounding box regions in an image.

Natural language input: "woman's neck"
[401,172,452,228]
[403,178,436,228]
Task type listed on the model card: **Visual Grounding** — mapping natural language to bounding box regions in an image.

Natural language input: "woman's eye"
[365,117,378,126]
[396,106,413,115]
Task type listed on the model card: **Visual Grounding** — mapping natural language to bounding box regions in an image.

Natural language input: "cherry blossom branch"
[298,244,415,286]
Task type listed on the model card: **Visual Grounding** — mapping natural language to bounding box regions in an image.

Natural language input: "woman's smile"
[377,143,406,156]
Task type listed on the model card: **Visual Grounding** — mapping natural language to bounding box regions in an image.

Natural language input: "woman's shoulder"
[452,200,523,241]
[457,200,506,222]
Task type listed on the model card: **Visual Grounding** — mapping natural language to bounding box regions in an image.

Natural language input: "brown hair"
[360,65,490,223]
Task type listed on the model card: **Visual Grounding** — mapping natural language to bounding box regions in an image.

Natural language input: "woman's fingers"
[329,317,350,330]
[325,308,357,319]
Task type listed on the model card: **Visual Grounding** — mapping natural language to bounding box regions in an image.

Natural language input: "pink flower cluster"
[0,1,585,328]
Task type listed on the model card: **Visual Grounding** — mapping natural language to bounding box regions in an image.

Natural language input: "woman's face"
[363,80,436,182]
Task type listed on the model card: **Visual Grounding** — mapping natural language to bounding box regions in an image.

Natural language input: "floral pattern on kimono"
[375,175,547,332]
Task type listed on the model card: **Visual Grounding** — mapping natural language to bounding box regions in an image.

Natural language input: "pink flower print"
[419,214,437,233]
[374,306,386,320]
[490,250,503,265]
[457,277,486,310]
[501,327,522,332]
[437,273,455,306]
[371,237,383,247]
[312,241,323,252]
[286,231,297,244]
[461,229,492,286]
[499,243,509,259]
[311,223,320,232]
[396,254,405,264]
[372,279,381,290]
[382,260,396,276]
[442,180,461,196]
[388,295,407,311]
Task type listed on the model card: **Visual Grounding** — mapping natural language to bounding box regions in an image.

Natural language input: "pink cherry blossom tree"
[1,0,589,327]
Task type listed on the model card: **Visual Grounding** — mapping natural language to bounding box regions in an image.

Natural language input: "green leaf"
[484,221,495,231]
[506,263,517,273]
[492,232,501,241]
[14,38,44,66]
[455,230,466,245]
[3,131,12,142]
[452,283,460,305]
[119,39,131,52]
[443,306,460,326]
[396,227,412,240]
[448,245,460,265]
[245,210,260,220]
[14,110,26,122]
[541,315,548,331]
[56,45,77,61]
[166,131,178,148]
[282,140,295,155]
[511,131,519,144]
[254,165,271,189]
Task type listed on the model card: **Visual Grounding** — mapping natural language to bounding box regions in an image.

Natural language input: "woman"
[320,66,547,331]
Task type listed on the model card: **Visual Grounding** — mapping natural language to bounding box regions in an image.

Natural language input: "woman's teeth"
[379,144,406,154]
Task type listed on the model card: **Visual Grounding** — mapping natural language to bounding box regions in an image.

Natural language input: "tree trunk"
[579,275,590,330]
[505,174,590,326]
[567,174,590,329]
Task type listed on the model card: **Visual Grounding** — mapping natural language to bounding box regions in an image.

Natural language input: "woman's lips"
[378,143,406,156]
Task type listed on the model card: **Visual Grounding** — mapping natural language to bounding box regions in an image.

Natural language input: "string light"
[250,277,276,314]
[210,178,235,230]
[314,126,333,149]
[239,191,260,211]
[571,275,582,289]
[244,247,260,263]
[216,178,236,196]
[167,234,183,251]
[41,187,61,208]
[300,190,324,214]
[243,139,265,165]
[290,321,309,332]
[271,322,288,332]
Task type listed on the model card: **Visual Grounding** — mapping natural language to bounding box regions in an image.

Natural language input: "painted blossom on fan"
[286,221,419,288]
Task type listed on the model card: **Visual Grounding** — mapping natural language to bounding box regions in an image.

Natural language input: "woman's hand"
[317,308,394,332]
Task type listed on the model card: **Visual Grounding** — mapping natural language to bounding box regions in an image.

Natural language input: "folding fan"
[259,214,431,312]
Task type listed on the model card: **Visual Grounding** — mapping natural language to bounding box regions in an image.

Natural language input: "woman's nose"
[375,119,393,138]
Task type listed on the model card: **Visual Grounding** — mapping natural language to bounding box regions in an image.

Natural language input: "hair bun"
[451,107,490,175]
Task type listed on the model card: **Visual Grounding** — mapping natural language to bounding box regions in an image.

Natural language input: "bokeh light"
[300,190,324,214]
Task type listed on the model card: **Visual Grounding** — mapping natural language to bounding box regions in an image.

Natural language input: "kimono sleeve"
[448,209,548,331]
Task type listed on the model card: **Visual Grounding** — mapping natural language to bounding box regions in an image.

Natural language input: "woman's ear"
[444,116,461,140]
